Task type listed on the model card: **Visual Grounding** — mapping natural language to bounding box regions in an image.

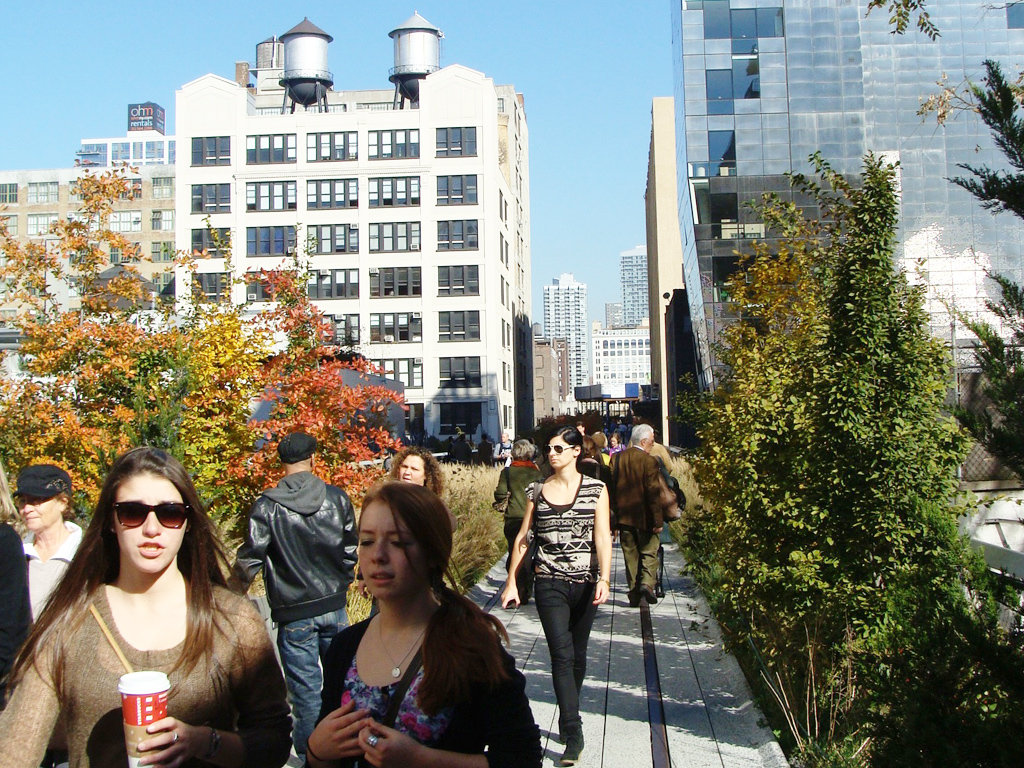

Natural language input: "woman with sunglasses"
[500,427,612,766]
[0,447,292,768]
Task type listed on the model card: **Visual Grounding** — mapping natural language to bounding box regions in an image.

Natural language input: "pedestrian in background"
[0,459,28,711]
[493,440,543,604]
[389,446,445,498]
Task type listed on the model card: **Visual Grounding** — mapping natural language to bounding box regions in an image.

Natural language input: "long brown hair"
[10,447,230,697]
[360,482,509,713]
[388,446,444,497]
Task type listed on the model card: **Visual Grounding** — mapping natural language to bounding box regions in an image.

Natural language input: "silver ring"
[172,732,179,744]
[367,734,379,748]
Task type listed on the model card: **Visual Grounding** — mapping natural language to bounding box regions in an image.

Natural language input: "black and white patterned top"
[526,476,604,582]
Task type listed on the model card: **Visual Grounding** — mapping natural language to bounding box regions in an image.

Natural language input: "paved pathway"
[468,539,789,768]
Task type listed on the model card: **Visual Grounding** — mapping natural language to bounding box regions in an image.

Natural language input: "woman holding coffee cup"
[0,447,292,768]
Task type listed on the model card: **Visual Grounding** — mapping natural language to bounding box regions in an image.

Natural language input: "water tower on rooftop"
[389,12,442,109]
[280,18,333,113]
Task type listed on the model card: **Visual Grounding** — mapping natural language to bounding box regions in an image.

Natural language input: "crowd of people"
[0,418,680,768]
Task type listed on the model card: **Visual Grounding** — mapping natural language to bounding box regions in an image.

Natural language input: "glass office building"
[671,0,1024,388]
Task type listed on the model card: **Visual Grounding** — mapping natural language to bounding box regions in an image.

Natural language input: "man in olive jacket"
[609,424,664,606]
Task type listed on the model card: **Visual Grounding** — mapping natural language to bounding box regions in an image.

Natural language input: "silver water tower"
[279,18,333,113]
[389,12,442,109]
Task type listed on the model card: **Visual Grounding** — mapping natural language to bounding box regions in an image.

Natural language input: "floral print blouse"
[341,661,454,745]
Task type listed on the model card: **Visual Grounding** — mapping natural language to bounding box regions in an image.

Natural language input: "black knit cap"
[278,432,317,464]
[15,464,73,499]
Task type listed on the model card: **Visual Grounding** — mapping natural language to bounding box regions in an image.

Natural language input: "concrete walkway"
[468,540,789,768]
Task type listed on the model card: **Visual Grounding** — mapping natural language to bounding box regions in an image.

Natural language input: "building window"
[368,130,420,160]
[307,179,357,209]
[436,127,477,157]
[119,179,143,200]
[1,215,17,235]
[437,220,478,250]
[112,142,131,163]
[247,181,297,212]
[732,50,760,99]
[151,210,174,231]
[709,130,737,176]
[368,177,420,207]
[369,222,420,252]
[437,175,478,205]
[27,182,59,204]
[308,268,359,299]
[191,183,231,213]
[309,224,359,254]
[151,241,174,262]
[246,226,297,257]
[329,314,360,345]
[193,272,230,301]
[370,313,422,343]
[369,267,421,297]
[246,134,297,164]
[703,3,784,39]
[437,265,479,296]
[439,357,481,387]
[145,141,164,163]
[438,310,480,341]
[156,271,175,299]
[152,177,174,199]
[373,358,423,388]
[440,402,482,435]
[0,184,16,204]
[245,277,274,303]
[307,131,358,162]
[192,136,231,166]
[109,211,142,233]
[192,228,231,257]
[706,70,734,114]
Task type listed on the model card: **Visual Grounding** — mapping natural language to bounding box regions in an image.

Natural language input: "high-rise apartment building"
[619,245,649,327]
[671,0,1024,388]
[604,302,624,329]
[175,14,532,439]
[543,272,589,389]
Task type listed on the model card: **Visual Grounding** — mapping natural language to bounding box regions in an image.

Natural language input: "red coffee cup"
[118,671,170,768]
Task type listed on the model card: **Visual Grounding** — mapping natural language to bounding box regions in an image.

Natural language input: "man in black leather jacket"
[233,432,357,762]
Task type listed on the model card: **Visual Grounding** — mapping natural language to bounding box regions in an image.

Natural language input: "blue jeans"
[277,607,348,757]
[534,577,599,739]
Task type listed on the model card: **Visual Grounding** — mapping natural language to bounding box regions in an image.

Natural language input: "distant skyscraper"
[671,0,1024,389]
[591,320,651,386]
[605,302,623,329]
[543,273,589,389]
[620,245,649,327]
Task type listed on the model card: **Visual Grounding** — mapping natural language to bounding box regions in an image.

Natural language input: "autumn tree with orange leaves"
[0,167,403,535]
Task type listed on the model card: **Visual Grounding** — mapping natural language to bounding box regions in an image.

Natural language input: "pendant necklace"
[378,619,427,678]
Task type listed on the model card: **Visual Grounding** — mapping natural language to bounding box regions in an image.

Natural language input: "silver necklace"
[378,619,427,678]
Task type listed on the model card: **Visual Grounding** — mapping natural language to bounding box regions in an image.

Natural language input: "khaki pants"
[619,525,661,594]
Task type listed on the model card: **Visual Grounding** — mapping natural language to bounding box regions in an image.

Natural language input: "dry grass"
[665,455,703,540]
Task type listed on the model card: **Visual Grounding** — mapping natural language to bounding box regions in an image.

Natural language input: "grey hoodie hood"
[263,472,327,515]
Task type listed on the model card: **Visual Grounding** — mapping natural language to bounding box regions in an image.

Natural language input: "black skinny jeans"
[534,576,599,738]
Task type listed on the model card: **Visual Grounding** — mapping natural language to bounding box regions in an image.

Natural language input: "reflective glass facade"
[672,0,1024,388]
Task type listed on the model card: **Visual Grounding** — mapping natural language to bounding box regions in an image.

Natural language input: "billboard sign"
[127,102,165,134]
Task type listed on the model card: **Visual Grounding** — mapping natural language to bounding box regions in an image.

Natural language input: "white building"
[543,272,589,389]
[174,14,531,440]
[591,320,651,387]
[620,244,648,328]
[76,102,176,167]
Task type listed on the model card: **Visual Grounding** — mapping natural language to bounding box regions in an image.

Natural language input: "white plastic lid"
[118,671,170,695]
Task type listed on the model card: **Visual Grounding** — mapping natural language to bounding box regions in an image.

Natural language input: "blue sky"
[0,1,675,322]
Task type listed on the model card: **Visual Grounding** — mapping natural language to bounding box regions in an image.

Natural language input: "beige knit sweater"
[0,586,291,768]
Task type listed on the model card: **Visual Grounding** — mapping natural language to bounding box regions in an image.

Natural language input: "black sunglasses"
[545,444,575,454]
[114,501,189,529]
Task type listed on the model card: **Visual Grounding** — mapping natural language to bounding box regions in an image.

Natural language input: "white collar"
[24,520,84,562]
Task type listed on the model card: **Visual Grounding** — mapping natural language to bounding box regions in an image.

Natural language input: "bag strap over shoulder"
[89,603,134,674]
[382,648,423,728]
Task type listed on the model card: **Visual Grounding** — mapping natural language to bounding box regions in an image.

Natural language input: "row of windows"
[242,265,481,299]
[191,220,479,255]
[361,357,487,390]
[0,179,175,206]
[192,176,478,213]
[192,128,477,166]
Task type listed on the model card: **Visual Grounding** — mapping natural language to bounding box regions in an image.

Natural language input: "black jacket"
[317,619,542,768]
[0,524,29,709]
[234,472,357,623]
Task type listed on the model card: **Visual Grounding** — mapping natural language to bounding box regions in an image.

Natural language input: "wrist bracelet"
[204,727,221,760]
[597,577,610,585]
[306,739,328,764]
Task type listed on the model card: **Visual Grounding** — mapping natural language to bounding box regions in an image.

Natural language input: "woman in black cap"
[15,464,82,620]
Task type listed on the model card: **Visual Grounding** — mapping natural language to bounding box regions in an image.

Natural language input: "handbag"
[491,467,511,514]
[514,481,544,580]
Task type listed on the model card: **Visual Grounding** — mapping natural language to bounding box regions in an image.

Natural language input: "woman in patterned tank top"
[500,426,612,766]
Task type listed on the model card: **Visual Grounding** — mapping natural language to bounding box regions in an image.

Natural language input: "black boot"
[561,731,584,765]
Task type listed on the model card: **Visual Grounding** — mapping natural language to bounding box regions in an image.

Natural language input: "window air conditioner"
[412,312,421,319]
[384,334,395,343]
[247,291,258,301]
[369,267,379,275]
[414,358,423,365]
